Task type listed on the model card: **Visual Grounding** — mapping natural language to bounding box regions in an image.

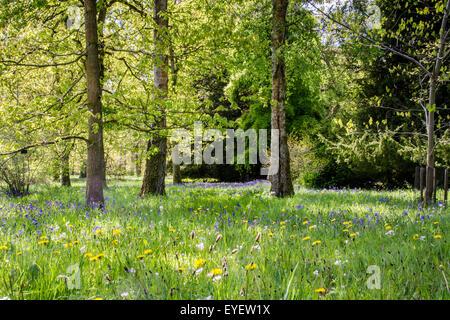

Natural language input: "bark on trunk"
[269,0,294,198]
[141,136,167,195]
[173,162,182,184]
[61,152,71,187]
[140,0,168,197]
[84,0,105,207]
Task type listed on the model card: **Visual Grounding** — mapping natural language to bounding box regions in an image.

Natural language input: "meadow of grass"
[0,178,448,300]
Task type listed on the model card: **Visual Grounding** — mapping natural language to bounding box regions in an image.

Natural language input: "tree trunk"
[170,44,182,185]
[61,152,71,187]
[134,153,142,176]
[141,136,167,196]
[173,162,182,184]
[140,0,168,197]
[269,0,294,198]
[424,0,449,204]
[424,79,436,204]
[84,0,105,207]
[98,4,108,189]
[79,160,87,178]
[53,160,60,181]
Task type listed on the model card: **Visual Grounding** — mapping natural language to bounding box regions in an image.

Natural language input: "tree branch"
[0,136,88,156]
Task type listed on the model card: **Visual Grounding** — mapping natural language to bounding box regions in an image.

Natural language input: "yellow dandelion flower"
[0,246,8,250]
[54,251,61,255]
[309,225,316,230]
[137,255,145,259]
[315,288,326,294]
[210,268,222,276]
[413,234,419,240]
[64,243,73,249]
[169,229,176,233]
[245,263,258,270]
[84,253,93,258]
[433,235,442,239]
[40,236,48,240]
[290,235,296,239]
[127,226,133,230]
[73,241,80,245]
[95,229,103,234]
[178,267,185,272]
[280,221,286,225]
[331,219,336,222]
[144,249,152,255]
[312,240,321,246]
[38,240,49,245]
[16,252,23,256]
[280,225,286,229]
[303,236,311,241]
[303,221,309,225]
[386,226,392,230]
[350,233,356,237]
[343,221,350,225]
[268,232,273,237]
[90,254,104,261]
[194,259,206,268]
[343,229,349,232]
[112,239,119,245]
[113,229,121,236]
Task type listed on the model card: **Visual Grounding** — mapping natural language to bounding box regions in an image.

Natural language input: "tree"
[84,0,105,206]
[140,0,169,197]
[310,0,450,203]
[269,0,294,197]
[425,0,450,203]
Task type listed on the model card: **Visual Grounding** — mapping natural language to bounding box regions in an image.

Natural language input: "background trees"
[0,0,448,202]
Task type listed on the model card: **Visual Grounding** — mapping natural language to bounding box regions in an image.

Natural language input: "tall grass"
[0,179,448,300]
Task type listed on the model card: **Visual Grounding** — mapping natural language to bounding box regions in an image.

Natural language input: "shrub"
[0,152,31,196]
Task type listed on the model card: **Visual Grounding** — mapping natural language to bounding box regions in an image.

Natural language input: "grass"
[0,178,448,300]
